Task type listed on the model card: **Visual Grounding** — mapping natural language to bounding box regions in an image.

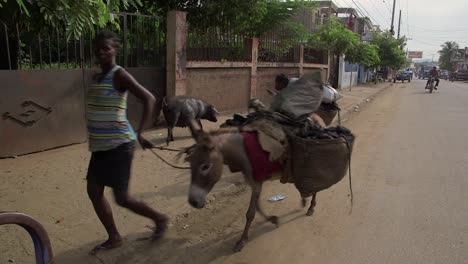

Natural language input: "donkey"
[184,121,318,252]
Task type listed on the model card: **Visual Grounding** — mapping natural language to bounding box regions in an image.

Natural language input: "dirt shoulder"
[0,82,392,264]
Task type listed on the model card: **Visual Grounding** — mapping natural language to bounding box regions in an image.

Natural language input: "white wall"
[338,55,358,89]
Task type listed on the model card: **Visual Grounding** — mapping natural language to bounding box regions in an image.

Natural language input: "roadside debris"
[268,195,286,202]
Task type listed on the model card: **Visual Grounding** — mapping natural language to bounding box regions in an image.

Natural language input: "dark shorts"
[86,141,135,191]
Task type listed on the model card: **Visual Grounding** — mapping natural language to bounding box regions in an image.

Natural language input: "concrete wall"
[186,68,251,111]
[167,11,329,111]
[183,66,328,110]
[303,68,327,82]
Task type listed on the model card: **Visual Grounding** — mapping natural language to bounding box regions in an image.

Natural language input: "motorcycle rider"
[426,66,439,90]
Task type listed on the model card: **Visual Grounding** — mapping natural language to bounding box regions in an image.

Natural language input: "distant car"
[455,70,468,81]
[394,71,411,83]
[440,70,449,80]
[404,70,413,79]
[419,69,430,79]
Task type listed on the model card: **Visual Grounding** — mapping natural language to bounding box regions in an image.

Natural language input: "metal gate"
[0,13,166,157]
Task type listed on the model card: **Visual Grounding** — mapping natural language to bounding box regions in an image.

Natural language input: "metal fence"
[304,47,328,64]
[258,24,298,63]
[187,16,250,62]
[257,9,327,63]
[293,9,323,33]
[184,8,327,64]
[0,13,165,70]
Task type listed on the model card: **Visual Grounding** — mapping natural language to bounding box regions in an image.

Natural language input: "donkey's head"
[184,121,224,209]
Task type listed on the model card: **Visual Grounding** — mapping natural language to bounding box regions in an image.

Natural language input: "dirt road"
[1,80,467,263]
[118,79,467,264]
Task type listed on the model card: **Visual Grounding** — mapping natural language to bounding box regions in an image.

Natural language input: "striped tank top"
[86,65,136,152]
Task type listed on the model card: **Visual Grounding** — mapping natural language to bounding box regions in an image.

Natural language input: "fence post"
[249,37,259,99]
[123,14,128,67]
[299,44,304,77]
[166,10,187,98]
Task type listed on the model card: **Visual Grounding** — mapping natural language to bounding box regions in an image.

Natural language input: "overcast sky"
[331,0,468,61]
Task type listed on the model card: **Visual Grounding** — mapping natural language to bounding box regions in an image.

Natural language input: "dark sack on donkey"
[270,73,323,120]
[287,126,355,197]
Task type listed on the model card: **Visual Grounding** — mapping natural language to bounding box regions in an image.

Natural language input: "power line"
[382,0,393,13]
[411,33,468,39]
[338,0,380,30]
[405,0,410,36]
[350,0,374,22]
[411,36,468,43]
[409,25,468,32]
[364,0,391,29]
[411,38,443,46]
[351,0,380,27]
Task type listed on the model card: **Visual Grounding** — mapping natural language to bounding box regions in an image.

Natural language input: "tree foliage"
[370,32,407,69]
[134,0,316,37]
[357,42,381,68]
[308,18,360,58]
[345,41,380,69]
[438,41,462,70]
[2,0,317,39]
[0,0,29,15]
[0,0,142,39]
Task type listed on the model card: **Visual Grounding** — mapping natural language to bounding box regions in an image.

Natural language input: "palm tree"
[438,41,462,70]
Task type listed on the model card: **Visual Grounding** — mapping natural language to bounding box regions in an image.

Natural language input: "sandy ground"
[8,81,465,264]
[114,79,468,264]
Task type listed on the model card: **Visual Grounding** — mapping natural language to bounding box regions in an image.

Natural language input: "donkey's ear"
[188,120,203,141]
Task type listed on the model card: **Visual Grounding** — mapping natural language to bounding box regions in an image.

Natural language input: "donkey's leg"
[234,187,260,252]
[255,184,279,226]
[306,193,317,216]
[197,119,204,131]
[166,127,173,146]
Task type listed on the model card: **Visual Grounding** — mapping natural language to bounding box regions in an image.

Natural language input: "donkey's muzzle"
[189,198,205,209]
[189,185,208,209]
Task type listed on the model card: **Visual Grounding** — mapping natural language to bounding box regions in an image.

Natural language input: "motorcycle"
[427,77,435,93]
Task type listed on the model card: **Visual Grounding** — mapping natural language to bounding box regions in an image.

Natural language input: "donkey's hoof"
[306,208,315,216]
[268,216,279,227]
[233,240,246,252]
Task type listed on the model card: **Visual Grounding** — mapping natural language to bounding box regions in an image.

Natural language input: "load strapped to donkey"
[223,73,355,199]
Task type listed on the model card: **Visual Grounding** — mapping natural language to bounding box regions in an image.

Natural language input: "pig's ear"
[188,120,203,141]
[213,107,220,115]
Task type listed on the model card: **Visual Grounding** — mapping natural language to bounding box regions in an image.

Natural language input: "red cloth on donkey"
[241,132,282,182]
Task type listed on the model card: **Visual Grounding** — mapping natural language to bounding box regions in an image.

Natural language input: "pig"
[162,96,219,145]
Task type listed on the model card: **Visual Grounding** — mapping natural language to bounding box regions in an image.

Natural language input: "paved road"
[123,79,467,264]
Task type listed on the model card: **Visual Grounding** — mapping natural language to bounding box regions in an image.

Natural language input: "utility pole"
[397,10,402,39]
[390,0,397,36]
